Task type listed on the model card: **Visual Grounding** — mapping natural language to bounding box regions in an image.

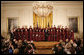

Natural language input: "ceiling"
[1,1,83,5]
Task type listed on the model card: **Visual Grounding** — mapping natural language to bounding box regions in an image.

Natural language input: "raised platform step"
[33,41,60,49]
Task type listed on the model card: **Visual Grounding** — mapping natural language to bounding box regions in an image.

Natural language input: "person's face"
[57,30,58,32]
[27,41,30,43]
[15,41,18,44]
[66,39,68,42]
[13,39,16,42]
[24,40,27,43]
[22,26,24,28]
[25,29,27,31]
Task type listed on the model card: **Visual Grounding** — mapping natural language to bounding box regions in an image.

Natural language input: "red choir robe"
[32,31,34,41]
[51,31,53,41]
[58,30,61,41]
[36,31,39,41]
[56,31,59,41]
[48,30,51,41]
[29,28,32,41]
[71,32,74,41]
[21,30,24,41]
[41,31,45,41]
[34,32,37,41]
[17,30,21,40]
[53,30,56,41]
[24,30,29,41]
[59,31,62,40]
[62,30,65,41]
[66,31,69,39]
[64,28,68,34]
[68,32,71,41]
[32,30,36,41]
[38,31,41,41]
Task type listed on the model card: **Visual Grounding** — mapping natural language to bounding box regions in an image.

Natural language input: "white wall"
[1,1,83,38]
[1,5,33,33]
[53,4,83,38]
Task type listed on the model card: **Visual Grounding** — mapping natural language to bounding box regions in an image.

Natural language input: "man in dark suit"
[45,27,48,41]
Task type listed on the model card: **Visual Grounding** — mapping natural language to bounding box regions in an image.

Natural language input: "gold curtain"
[33,12,53,28]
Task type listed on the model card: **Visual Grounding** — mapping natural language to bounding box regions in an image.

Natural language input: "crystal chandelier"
[33,1,53,17]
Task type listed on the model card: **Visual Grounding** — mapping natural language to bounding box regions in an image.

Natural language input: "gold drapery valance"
[33,12,53,28]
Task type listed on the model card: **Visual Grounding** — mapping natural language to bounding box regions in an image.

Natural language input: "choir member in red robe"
[62,30,65,41]
[53,29,56,41]
[21,29,24,41]
[17,28,21,40]
[42,30,45,41]
[64,26,68,33]
[32,29,35,41]
[29,26,33,41]
[70,30,74,41]
[61,26,64,32]
[56,29,59,41]
[54,25,57,31]
[58,29,61,41]
[50,26,54,31]
[51,29,53,41]
[24,28,29,41]
[38,27,42,41]
[59,30,62,40]
[57,25,60,32]
[38,30,41,41]
[34,29,36,41]
[36,30,39,41]
[66,29,69,40]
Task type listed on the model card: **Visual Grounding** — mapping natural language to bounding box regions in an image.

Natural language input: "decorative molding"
[1,1,83,6]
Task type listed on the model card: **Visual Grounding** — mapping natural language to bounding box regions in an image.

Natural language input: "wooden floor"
[33,41,60,54]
